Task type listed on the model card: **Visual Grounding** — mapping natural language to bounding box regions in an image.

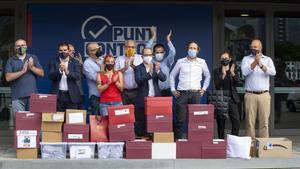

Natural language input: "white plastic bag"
[226,134,252,159]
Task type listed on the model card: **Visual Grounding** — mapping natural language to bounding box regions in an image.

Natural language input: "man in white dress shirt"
[115,40,143,105]
[241,39,276,139]
[170,41,211,139]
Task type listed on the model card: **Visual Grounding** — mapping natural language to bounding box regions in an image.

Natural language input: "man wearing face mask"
[134,48,166,136]
[115,40,143,105]
[213,51,240,139]
[145,26,176,96]
[83,42,103,115]
[241,39,276,139]
[5,39,44,114]
[49,42,81,112]
[170,41,211,139]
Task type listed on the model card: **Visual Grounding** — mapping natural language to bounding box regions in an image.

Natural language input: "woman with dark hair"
[213,51,240,139]
[97,54,124,116]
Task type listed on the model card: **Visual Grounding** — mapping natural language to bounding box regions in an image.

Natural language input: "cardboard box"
[42,132,62,142]
[42,112,64,132]
[188,122,213,142]
[202,139,227,159]
[255,137,292,158]
[29,93,57,113]
[15,111,41,131]
[176,139,202,158]
[66,109,87,125]
[152,143,176,159]
[108,105,135,124]
[14,130,40,149]
[147,114,172,132]
[145,97,172,115]
[63,124,89,142]
[153,132,174,143]
[188,104,214,123]
[126,140,152,159]
[108,123,135,142]
[16,148,38,159]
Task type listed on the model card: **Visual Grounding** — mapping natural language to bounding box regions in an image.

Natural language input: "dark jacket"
[213,65,240,103]
[48,56,81,103]
[134,63,167,108]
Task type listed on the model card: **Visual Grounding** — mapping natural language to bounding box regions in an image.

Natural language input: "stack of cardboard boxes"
[107,104,135,142]
[42,112,64,142]
[63,109,89,142]
[176,104,226,159]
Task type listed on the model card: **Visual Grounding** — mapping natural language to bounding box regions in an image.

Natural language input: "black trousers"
[57,91,78,112]
[134,107,147,137]
[121,89,138,105]
[161,88,172,97]
[89,95,100,115]
[174,91,201,139]
[216,100,240,139]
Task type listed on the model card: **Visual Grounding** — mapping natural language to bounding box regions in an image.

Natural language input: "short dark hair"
[186,41,201,51]
[57,42,69,50]
[142,47,152,55]
[153,43,165,52]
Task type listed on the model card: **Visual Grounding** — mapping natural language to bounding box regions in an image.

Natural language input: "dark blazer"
[134,63,167,108]
[213,65,241,103]
[48,56,81,103]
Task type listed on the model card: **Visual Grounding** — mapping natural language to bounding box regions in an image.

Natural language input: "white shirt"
[59,60,69,91]
[241,54,276,91]
[145,63,155,97]
[170,57,211,91]
[115,54,143,89]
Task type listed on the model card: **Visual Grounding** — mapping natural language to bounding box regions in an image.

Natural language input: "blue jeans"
[99,102,123,116]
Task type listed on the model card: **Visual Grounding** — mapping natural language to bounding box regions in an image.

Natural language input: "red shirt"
[99,72,122,103]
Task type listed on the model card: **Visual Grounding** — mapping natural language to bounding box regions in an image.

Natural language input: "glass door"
[274,12,300,129]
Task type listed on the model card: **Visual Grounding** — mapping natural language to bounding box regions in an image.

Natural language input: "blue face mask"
[188,49,197,58]
[251,49,259,56]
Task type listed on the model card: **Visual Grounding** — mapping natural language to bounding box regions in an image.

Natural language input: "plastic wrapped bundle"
[40,142,67,159]
[97,142,124,159]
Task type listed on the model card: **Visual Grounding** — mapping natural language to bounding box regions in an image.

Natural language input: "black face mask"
[95,49,102,58]
[220,59,230,66]
[251,49,259,56]
[105,64,114,71]
[58,52,68,60]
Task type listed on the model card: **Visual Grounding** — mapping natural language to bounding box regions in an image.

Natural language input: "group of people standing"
[5,27,276,140]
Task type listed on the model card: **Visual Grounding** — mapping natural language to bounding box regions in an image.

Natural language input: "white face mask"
[155,53,164,61]
[143,56,153,64]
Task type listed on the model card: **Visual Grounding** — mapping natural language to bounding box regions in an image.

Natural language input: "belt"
[59,90,69,93]
[178,90,200,93]
[246,90,269,94]
[123,88,137,92]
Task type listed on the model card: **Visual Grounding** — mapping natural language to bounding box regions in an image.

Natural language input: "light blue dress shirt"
[83,57,103,98]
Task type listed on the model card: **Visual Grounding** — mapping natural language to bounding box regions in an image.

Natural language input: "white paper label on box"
[114,108,129,116]
[68,113,84,124]
[17,135,36,148]
[26,113,35,117]
[17,130,37,136]
[155,115,164,119]
[68,134,83,139]
[38,94,48,99]
[117,124,126,128]
[52,114,64,121]
[266,142,273,150]
[76,146,91,159]
[197,125,207,129]
[193,111,208,115]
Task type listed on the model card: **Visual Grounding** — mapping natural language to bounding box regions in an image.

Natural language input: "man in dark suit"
[49,42,82,112]
[213,51,241,139]
[134,48,166,137]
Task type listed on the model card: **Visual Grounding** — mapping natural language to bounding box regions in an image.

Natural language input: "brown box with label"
[66,109,87,125]
[255,137,292,158]
[16,148,38,159]
[153,132,174,143]
[63,124,89,142]
[42,112,64,132]
[29,93,57,113]
[176,139,202,158]
[42,132,62,142]
[108,123,135,142]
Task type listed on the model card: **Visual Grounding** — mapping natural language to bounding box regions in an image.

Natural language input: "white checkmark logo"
[89,25,108,39]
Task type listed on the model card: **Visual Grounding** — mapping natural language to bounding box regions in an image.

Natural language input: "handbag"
[89,115,109,142]
[207,90,231,119]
